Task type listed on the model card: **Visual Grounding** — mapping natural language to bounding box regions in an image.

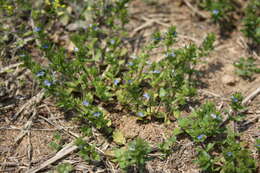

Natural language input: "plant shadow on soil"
[196,61,224,89]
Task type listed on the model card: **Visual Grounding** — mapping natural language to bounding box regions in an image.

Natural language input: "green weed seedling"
[178,101,257,173]
[196,131,257,173]
[114,30,215,121]
[114,138,151,172]
[75,138,101,162]
[158,136,177,158]
[21,0,131,132]
[197,0,237,34]
[177,102,223,171]
[233,57,260,80]
[241,0,260,46]
[12,0,258,172]
[21,2,215,124]
[49,132,63,151]
[256,138,260,153]
[141,0,158,5]
[178,102,224,143]
[229,92,247,122]
[215,132,257,173]
[55,163,73,173]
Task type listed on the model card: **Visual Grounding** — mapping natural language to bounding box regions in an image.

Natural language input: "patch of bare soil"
[0,0,259,172]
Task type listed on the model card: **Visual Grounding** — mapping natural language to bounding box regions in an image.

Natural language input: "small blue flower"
[42,44,49,49]
[128,79,133,84]
[83,100,90,106]
[93,26,98,31]
[212,9,219,15]
[151,70,160,74]
[93,112,101,117]
[153,37,162,42]
[146,61,152,65]
[231,96,238,102]
[44,80,52,87]
[210,113,217,119]
[34,27,41,32]
[137,112,145,117]
[166,51,176,57]
[197,134,206,140]
[129,145,135,151]
[36,71,45,77]
[143,93,150,100]
[130,55,138,59]
[74,47,79,52]
[110,39,115,45]
[127,62,134,66]
[88,24,98,31]
[114,79,120,85]
[227,152,232,156]
[256,144,260,147]
[171,31,177,36]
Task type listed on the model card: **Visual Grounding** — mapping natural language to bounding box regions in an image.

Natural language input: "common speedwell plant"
[197,0,260,45]
[233,57,260,80]
[241,0,260,46]
[197,0,237,34]
[178,102,224,143]
[22,0,131,131]
[9,0,257,172]
[114,138,151,172]
[115,31,215,121]
[21,1,216,127]
[178,102,257,173]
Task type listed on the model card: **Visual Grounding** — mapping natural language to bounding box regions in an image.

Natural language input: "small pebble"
[222,75,236,86]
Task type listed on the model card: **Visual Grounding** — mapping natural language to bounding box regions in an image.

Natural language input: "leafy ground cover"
[0,0,259,172]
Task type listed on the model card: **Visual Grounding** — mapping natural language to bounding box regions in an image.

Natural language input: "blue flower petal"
[197,134,206,140]
[212,9,219,15]
[151,70,160,74]
[114,79,120,85]
[166,51,176,57]
[227,152,232,156]
[44,80,52,87]
[93,112,101,117]
[42,44,49,49]
[83,100,90,106]
[143,93,150,100]
[210,113,217,119]
[127,62,134,66]
[110,39,115,45]
[36,71,45,77]
[34,27,41,32]
[231,96,238,102]
[137,112,145,117]
[74,47,79,52]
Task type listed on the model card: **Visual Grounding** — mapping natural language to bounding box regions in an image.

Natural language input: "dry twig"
[242,87,260,105]
[26,139,79,173]
[12,90,44,121]
[0,62,23,74]
[39,114,79,138]
[183,0,208,19]
[14,109,37,145]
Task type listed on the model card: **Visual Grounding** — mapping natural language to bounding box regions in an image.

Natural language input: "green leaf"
[159,88,167,97]
[173,127,183,136]
[56,163,73,173]
[113,130,126,145]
